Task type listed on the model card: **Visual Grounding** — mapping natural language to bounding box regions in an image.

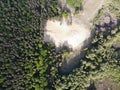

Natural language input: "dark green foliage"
[66,0,83,12]
[0,0,61,90]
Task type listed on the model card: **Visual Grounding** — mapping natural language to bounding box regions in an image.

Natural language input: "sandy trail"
[82,0,104,21]
[73,0,104,25]
[44,0,105,73]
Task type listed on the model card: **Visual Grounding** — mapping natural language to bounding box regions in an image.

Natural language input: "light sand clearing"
[44,0,105,51]
[44,19,90,50]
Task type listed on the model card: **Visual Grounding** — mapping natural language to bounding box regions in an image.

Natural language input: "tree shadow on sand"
[59,34,93,75]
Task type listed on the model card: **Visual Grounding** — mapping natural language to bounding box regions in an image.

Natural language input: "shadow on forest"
[59,32,94,75]
[87,80,96,90]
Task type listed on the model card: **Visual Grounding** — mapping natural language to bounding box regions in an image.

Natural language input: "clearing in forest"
[44,0,105,51]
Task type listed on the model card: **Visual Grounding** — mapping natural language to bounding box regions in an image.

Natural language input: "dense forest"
[0,0,120,90]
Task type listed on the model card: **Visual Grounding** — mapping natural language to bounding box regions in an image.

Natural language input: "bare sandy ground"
[44,18,90,50]
[44,0,105,51]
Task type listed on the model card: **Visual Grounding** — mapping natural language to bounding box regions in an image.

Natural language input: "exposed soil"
[44,18,90,50]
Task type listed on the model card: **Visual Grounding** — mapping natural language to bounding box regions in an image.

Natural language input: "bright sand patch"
[44,19,91,50]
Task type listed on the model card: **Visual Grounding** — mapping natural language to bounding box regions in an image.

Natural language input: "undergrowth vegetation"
[66,0,83,12]
[0,0,62,89]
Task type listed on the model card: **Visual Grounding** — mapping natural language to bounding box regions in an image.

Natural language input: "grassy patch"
[66,0,84,12]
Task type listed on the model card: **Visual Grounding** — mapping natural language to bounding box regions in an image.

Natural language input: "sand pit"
[44,0,105,50]
[44,19,91,50]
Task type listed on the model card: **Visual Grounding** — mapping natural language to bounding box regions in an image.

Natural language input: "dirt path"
[73,0,104,25]
[82,0,104,20]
